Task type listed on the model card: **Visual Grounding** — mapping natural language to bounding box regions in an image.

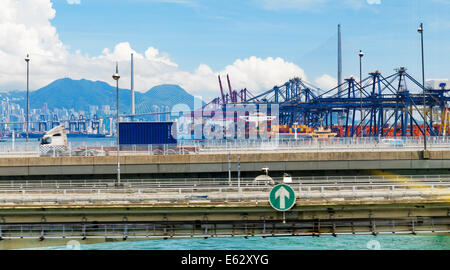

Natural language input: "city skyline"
[0,94,172,135]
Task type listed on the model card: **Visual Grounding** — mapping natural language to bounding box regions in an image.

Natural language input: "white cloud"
[0,0,309,102]
[96,42,144,62]
[67,0,81,5]
[144,47,178,67]
[314,74,337,90]
[0,0,68,90]
[220,56,307,91]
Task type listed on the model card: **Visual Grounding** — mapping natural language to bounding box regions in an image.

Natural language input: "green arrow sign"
[269,184,296,211]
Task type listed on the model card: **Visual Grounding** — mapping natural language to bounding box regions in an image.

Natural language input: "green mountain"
[0,78,202,115]
[136,84,203,114]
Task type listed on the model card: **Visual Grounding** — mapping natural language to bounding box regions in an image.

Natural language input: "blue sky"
[1,0,449,98]
[51,0,450,80]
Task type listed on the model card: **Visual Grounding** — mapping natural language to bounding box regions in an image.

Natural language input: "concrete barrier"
[0,150,449,178]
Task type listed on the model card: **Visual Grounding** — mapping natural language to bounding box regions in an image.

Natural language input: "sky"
[0,0,449,100]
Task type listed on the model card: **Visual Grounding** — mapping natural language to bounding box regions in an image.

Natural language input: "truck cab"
[40,125,68,146]
[40,125,69,156]
[39,125,105,157]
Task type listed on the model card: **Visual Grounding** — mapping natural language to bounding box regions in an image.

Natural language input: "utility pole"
[131,53,135,118]
[112,63,121,187]
[338,24,343,95]
[337,24,343,126]
[359,50,364,137]
[228,152,231,186]
[237,155,241,195]
[25,54,30,144]
[418,23,427,151]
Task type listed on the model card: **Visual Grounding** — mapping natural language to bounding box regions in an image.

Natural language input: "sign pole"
[237,156,241,195]
[228,152,231,186]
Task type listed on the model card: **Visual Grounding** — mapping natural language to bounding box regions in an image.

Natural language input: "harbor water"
[38,235,450,250]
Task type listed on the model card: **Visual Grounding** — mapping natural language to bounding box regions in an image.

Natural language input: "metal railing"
[0,182,448,204]
[0,174,449,190]
[196,136,450,153]
[4,219,449,241]
[1,136,450,157]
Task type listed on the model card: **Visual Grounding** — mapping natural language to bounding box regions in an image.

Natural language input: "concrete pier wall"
[0,150,449,179]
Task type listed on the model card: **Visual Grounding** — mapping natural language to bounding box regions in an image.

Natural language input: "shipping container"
[119,122,177,145]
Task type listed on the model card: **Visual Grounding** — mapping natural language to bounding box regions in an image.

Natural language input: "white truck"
[39,125,105,156]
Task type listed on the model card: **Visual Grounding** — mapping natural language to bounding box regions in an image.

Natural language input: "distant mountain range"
[0,78,203,114]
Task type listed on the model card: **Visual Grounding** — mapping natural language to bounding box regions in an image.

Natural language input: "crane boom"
[218,75,226,104]
[227,74,234,103]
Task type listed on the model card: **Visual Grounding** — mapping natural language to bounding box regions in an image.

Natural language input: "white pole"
[238,155,241,195]
[12,130,15,151]
[228,152,231,186]
[131,53,135,117]
[112,63,121,187]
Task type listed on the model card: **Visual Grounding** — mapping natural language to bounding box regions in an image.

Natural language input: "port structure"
[208,74,253,107]
[1,147,449,249]
[0,176,448,249]
[14,68,450,139]
[209,67,450,137]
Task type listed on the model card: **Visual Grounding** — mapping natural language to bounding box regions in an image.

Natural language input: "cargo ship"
[278,124,337,139]
[67,132,106,138]
[310,126,337,138]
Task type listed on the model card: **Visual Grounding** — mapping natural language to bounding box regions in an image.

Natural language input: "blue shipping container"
[119,122,177,145]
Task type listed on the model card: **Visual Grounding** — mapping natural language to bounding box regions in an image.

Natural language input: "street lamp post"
[418,23,427,151]
[112,63,121,187]
[359,50,364,137]
[25,54,30,144]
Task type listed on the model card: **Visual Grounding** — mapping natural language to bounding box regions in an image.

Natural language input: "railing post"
[238,156,241,196]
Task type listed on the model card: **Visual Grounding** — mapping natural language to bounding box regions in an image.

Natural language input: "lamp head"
[418,23,423,33]
[359,50,364,57]
[25,54,30,62]
[112,62,120,80]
